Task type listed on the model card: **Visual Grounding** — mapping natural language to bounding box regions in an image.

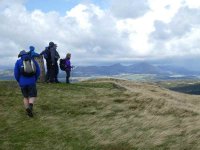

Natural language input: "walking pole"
[71,66,76,83]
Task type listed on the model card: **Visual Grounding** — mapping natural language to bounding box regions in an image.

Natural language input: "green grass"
[0,80,200,150]
[157,80,200,95]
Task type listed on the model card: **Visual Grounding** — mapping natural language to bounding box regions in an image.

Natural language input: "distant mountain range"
[70,62,200,77]
[0,69,14,80]
[1,62,200,80]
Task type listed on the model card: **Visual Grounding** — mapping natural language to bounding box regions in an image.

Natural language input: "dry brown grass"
[1,79,200,149]
[83,78,200,149]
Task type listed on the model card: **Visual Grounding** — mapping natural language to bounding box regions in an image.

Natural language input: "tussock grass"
[0,79,200,150]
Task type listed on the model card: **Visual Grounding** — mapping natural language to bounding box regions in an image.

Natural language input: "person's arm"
[32,51,40,57]
[14,61,20,82]
[55,50,60,59]
[69,61,72,69]
[40,50,45,55]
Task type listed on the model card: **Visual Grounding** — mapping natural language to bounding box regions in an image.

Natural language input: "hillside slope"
[0,79,200,150]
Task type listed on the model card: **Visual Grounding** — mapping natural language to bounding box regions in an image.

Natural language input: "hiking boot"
[29,103,33,112]
[26,108,33,117]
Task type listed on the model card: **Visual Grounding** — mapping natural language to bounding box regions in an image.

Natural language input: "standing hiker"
[40,42,60,83]
[29,46,40,58]
[42,42,60,83]
[65,53,73,83]
[29,45,45,82]
[14,50,40,117]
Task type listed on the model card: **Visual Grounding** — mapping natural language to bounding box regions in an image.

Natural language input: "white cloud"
[0,0,200,67]
[150,6,200,57]
[184,0,200,9]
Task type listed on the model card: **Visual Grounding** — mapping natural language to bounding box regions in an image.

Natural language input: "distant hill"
[127,62,163,74]
[71,62,198,77]
[0,69,14,80]
[1,62,199,80]
[157,80,200,95]
[1,79,200,149]
[157,65,199,75]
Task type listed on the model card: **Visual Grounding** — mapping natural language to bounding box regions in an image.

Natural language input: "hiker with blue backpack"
[14,50,40,117]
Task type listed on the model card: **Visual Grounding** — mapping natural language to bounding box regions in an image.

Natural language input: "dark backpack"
[20,58,36,77]
[59,59,66,71]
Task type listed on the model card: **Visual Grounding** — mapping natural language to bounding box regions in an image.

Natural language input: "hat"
[18,50,27,58]
[49,42,54,47]
[29,46,35,51]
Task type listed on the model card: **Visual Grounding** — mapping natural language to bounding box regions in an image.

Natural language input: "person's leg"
[50,64,55,83]
[21,86,29,109]
[23,97,33,117]
[66,71,70,83]
[46,61,51,82]
[23,98,29,109]
[55,62,59,83]
[21,86,33,117]
[26,85,37,117]
[28,97,36,111]
[29,84,37,110]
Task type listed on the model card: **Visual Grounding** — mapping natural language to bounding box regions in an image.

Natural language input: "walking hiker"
[65,53,73,83]
[14,50,40,117]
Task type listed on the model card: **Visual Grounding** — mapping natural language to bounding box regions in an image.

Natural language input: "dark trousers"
[50,62,59,82]
[55,62,59,82]
[66,70,70,83]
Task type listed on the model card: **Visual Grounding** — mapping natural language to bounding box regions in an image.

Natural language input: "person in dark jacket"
[65,53,72,83]
[48,42,60,83]
[14,50,40,117]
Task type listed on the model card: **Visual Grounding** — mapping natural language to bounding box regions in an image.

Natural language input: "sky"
[0,0,200,68]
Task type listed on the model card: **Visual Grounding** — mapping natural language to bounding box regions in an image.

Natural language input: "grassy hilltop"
[0,79,200,150]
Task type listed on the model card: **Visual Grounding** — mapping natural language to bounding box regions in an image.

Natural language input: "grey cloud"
[0,0,26,10]
[169,7,200,37]
[151,7,200,41]
[150,6,200,57]
[110,0,150,19]
[151,21,172,41]
[165,5,171,10]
